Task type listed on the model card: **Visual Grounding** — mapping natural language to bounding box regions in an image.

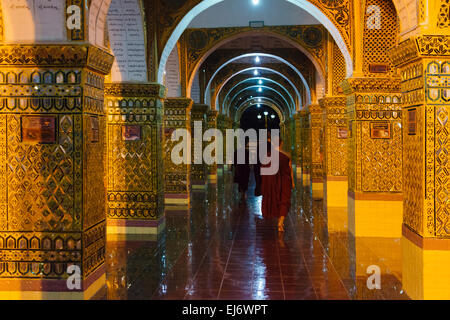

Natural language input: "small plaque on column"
[370,122,391,139]
[337,127,348,139]
[90,116,99,143]
[21,116,57,144]
[122,125,141,141]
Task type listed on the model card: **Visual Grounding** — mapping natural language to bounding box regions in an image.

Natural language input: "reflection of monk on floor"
[261,138,294,232]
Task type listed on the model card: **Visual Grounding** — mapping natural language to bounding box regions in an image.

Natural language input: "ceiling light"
[264,111,269,116]
[258,87,262,92]
[254,70,259,76]
[257,104,261,108]
[271,114,276,119]
[255,56,261,64]
[257,115,262,119]
[258,80,263,85]
[252,0,260,5]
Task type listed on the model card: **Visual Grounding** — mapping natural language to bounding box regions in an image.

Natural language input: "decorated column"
[105,84,165,238]
[191,104,209,190]
[294,113,302,180]
[164,98,193,212]
[320,96,348,209]
[0,44,114,299]
[342,78,403,238]
[206,110,219,184]
[389,35,450,299]
[300,110,311,188]
[308,104,325,199]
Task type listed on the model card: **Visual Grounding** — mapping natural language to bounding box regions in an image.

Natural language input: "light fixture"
[257,115,262,119]
[258,87,262,92]
[257,104,261,108]
[271,114,276,119]
[255,56,261,64]
[258,98,262,102]
[264,111,269,116]
[258,80,263,85]
[252,0,260,5]
[254,69,259,76]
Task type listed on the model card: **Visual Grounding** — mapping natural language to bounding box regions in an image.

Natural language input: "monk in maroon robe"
[261,138,294,232]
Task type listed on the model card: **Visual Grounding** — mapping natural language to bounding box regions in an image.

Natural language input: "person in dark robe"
[260,137,295,232]
[233,140,251,203]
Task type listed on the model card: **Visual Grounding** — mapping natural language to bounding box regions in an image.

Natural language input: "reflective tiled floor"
[103,171,409,300]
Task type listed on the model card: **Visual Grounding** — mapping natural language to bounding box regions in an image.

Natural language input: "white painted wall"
[2,0,66,42]
[191,72,201,103]
[107,0,148,82]
[165,46,182,97]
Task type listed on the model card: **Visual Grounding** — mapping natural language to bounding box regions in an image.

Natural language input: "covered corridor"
[0,0,450,300]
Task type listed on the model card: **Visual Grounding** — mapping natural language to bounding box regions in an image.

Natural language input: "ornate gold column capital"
[0,44,114,75]
[319,96,346,108]
[388,35,450,68]
[104,83,166,99]
[192,103,210,115]
[341,77,401,95]
[165,97,193,111]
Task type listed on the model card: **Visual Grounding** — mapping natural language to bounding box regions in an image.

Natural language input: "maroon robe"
[261,150,293,218]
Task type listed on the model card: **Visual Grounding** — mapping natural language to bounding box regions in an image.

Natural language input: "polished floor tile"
[104,171,409,300]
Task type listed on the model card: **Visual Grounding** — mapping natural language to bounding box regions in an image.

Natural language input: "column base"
[165,194,190,211]
[324,176,348,208]
[302,173,310,187]
[107,217,165,239]
[312,179,323,199]
[402,225,450,300]
[296,167,302,179]
[208,174,218,184]
[348,191,403,238]
[326,206,349,233]
[191,181,207,191]
[0,265,105,300]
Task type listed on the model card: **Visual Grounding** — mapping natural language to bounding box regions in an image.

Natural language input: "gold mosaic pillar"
[216,114,226,176]
[0,44,114,299]
[294,113,302,180]
[308,104,324,199]
[191,104,208,190]
[164,98,193,212]
[206,110,218,184]
[320,97,348,209]
[342,78,403,238]
[105,84,165,238]
[300,110,311,187]
[217,115,233,174]
[389,36,450,300]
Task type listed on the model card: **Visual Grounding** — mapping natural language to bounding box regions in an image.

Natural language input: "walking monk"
[260,137,295,232]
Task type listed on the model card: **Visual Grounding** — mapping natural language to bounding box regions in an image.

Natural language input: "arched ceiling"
[199,52,313,106]
[209,63,307,109]
[187,0,319,28]
[187,34,323,97]
[219,76,299,113]
[228,85,292,117]
[157,0,353,83]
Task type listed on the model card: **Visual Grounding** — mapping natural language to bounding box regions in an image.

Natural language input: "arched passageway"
[1,0,450,301]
